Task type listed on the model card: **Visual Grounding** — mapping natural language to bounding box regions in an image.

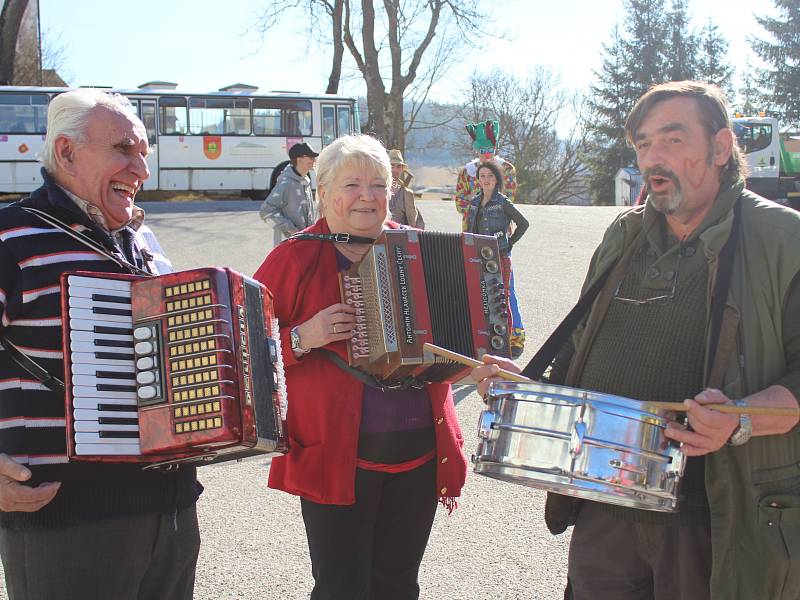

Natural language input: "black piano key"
[96,371,135,380]
[96,384,137,393]
[99,431,140,439]
[98,417,139,425]
[95,352,135,361]
[94,325,133,336]
[91,293,131,304]
[92,306,132,317]
[97,404,137,411]
[94,339,135,348]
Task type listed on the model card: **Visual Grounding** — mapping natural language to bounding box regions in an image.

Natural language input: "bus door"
[139,100,159,190]
[321,103,356,148]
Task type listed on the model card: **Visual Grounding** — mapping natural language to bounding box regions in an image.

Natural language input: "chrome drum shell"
[473,381,685,512]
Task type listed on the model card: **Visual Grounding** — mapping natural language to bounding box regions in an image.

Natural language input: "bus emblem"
[203,136,222,160]
[18,144,28,154]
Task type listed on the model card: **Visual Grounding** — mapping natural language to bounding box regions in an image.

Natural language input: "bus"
[0,82,360,197]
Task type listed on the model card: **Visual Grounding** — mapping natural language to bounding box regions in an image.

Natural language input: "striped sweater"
[0,172,199,530]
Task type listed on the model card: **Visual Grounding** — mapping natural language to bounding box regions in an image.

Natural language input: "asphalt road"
[1,198,627,600]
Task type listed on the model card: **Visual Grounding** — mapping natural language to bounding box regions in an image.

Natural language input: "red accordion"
[340,230,510,384]
[61,267,288,468]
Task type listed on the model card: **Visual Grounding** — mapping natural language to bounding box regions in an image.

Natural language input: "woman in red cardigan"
[253,135,467,600]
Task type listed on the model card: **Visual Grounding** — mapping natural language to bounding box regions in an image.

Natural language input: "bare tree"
[250,0,499,151]
[461,68,587,205]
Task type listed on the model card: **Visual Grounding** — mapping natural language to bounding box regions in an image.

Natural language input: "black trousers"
[301,460,438,600]
[0,505,200,600]
[567,502,712,600]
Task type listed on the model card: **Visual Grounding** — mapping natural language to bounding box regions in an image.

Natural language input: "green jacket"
[550,179,800,599]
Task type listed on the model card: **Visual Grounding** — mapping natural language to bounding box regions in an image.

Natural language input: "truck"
[732,115,800,209]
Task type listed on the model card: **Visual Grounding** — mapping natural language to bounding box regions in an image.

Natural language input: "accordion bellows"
[340,230,511,385]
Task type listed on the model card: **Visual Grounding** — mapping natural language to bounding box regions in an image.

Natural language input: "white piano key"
[71,363,134,376]
[68,285,131,300]
[71,353,136,367]
[75,442,141,455]
[68,275,132,293]
[73,422,139,433]
[70,330,133,343]
[68,296,133,311]
[73,408,138,420]
[72,397,137,409]
[72,374,136,387]
[73,386,136,400]
[69,319,133,334]
[70,341,134,354]
[74,432,140,444]
[69,307,132,325]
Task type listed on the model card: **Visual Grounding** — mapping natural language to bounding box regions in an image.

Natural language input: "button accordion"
[340,230,510,384]
[61,267,288,468]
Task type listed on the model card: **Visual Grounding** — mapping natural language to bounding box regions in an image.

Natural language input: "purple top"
[336,251,435,463]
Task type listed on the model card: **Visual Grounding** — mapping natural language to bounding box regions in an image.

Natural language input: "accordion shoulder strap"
[288,232,376,245]
[21,207,153,277]
[0,333,65,394]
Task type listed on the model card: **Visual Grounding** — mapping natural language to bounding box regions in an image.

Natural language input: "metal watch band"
[728,399,753,446]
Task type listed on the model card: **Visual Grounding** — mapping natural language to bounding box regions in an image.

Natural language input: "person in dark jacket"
[472,81,800,600]
[0,89,201,600]
[466,160,529,358]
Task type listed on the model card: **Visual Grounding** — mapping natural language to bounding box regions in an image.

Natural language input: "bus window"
[0,93,49,134]
[321,105,336,147]
[337,105,351,136]
[189,97,250,135]
[253,98,312,136]
[159,97,188,135]
[253,105,281,135]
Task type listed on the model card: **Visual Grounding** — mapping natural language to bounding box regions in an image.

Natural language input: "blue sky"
[40,0,777,102]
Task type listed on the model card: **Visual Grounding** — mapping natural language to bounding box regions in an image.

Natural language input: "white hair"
[39,89,136,172]
[316,134,392,192]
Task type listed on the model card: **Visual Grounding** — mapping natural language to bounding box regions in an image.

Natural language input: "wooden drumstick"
[423,343,800,417]
[423,343,532,383]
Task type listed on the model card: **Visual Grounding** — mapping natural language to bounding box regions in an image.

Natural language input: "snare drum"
[473,381,685,512]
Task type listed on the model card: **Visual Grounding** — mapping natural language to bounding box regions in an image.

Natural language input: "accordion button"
[137,371,156,385]
[135,341,154,355]
[133,327,153,341]
[137,356,154,370]
[440,487,448,495]
[138,385,157,400]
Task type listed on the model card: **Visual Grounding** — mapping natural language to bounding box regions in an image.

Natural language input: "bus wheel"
[246,189,267,201]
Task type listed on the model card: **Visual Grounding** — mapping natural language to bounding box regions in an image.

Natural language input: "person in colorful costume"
[472,81,800,600]
[455,120,524,356]
[253,134,467,600]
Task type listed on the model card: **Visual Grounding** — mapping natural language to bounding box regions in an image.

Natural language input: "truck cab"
[732,115,800,207]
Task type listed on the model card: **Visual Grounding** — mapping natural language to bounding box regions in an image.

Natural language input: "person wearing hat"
[389,149,425,229]
[260,142,319,247]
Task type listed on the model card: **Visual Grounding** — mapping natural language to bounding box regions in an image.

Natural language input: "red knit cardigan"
[253,218,468,506]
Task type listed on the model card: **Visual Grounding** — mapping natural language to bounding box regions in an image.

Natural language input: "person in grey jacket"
[260,142,319,247]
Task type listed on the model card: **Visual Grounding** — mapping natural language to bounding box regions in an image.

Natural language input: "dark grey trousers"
[567,501,712,600]
[301,460,438,600]
[0,505,200,600]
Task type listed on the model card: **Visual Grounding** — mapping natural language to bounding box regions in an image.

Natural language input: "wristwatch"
[727,399,753,446]
[290,326,310,354]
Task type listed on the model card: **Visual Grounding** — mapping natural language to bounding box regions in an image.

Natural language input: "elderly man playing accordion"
[0,89,201,600]
[473,81,800,600]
